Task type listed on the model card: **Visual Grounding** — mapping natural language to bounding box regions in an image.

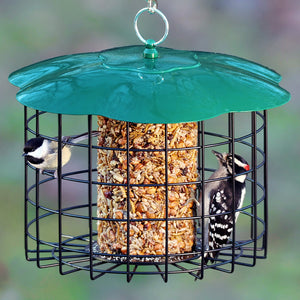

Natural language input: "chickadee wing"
[47,140,59,153]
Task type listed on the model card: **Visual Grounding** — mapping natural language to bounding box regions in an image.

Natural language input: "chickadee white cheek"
[28,139,50,159]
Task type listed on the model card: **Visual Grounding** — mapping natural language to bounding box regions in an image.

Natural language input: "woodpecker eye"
[227,157,233,166]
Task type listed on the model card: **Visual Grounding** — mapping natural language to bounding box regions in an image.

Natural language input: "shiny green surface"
[9,45,290,123]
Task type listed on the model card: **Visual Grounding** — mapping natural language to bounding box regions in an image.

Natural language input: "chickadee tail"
[64,130,100,144]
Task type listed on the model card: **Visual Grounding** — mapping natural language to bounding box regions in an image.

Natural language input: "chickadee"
[23,131,99,175]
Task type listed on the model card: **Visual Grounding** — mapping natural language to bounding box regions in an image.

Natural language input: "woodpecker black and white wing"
[207,188,234,261]
[206,181,246,262]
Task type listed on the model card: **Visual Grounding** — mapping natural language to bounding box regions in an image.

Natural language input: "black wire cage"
[24,108,268,282]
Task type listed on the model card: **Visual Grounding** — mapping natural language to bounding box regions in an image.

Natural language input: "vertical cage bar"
[228,113,233,153]
[35,110,41,267]
[229,113,235,272]
[164,123,169,282]
[126,122,131,282]
[88,115,94,279]
[251,112,257,266]
[24,107,29,260]
[199,120,205,279]
[263,110,268,258]
[57,114,63,274]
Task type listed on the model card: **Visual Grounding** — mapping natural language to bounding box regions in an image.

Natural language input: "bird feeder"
[8,2,290,282]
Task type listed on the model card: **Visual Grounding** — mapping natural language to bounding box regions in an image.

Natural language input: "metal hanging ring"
[134,7,169,46]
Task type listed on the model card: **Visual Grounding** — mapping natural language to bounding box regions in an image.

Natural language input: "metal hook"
[147,0,158,13]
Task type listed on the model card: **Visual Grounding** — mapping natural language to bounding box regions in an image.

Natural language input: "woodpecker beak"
[22,153,27,157]
[212,150,222,158]
[212,150,225,162]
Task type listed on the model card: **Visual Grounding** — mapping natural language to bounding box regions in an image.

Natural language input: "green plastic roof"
[8,45,290,123]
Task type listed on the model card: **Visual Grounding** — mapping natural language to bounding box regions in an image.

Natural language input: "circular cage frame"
[24,108,268,282]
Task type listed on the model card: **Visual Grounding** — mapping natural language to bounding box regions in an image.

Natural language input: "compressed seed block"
[97,116,198,261]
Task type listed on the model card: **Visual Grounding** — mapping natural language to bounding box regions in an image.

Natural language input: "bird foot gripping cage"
[9,2,290,282]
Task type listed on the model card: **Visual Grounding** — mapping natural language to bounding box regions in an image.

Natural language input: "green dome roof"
[9,45,290,123]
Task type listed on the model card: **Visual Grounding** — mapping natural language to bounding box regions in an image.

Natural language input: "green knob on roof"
[144,39,159,59]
